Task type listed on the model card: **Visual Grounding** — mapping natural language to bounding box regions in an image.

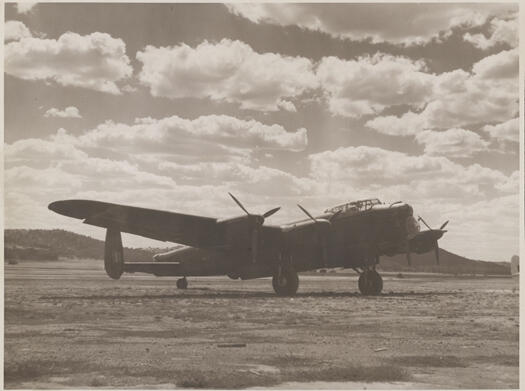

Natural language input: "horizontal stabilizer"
[124,262,182,276]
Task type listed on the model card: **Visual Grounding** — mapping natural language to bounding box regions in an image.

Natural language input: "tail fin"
[104,228,124,280]
[511,255,519,275]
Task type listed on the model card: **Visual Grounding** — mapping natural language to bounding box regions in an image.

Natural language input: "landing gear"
[358,269,383,296]
[272,265,299,296]
[176,277,188,289]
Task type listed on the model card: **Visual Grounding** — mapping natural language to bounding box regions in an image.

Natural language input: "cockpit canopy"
[325,198,382,215]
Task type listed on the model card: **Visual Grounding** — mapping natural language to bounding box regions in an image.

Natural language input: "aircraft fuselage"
[125,202,420,279]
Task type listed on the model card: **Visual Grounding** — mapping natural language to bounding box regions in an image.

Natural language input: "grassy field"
[4,260,519,389]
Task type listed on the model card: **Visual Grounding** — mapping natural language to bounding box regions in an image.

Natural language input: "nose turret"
[406,215,420,239]
[388,202,419,239]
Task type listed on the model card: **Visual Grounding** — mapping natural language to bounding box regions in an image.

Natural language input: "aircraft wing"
[48,199,219,248]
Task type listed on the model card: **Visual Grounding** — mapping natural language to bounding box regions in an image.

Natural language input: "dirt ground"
[4,260,519,389]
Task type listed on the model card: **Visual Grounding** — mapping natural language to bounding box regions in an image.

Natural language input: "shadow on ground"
[40,290,457,300]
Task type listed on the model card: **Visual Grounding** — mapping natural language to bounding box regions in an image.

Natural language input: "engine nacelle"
[104,228,124,280]
[409,230,441,254]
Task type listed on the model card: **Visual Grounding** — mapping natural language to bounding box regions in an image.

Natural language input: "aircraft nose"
[405,214,420,239]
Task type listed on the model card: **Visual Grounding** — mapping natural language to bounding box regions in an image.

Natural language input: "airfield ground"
[4,260,519,389]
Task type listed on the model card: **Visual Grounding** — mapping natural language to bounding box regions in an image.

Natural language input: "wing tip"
[48,199,91,219]
[48,200,65,214]
[48,200,61,212]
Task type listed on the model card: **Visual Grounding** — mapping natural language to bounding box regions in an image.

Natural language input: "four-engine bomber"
[49,195,448,296]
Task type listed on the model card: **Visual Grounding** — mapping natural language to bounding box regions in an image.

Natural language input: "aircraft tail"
[104,228,124,279]
[510,255,519,275]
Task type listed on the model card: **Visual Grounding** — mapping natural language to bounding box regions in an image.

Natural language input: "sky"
[4,2,520,262]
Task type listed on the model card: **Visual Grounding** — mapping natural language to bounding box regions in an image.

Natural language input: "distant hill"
[380,249,509,275]
[4,229,168,263]
[4,229,510,275]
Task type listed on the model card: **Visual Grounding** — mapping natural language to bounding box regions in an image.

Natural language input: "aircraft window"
[325,198,382,214]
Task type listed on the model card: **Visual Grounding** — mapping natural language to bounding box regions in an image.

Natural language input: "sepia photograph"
[3,2,520,389]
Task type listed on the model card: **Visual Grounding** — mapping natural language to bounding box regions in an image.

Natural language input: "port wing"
[49,199,219,248]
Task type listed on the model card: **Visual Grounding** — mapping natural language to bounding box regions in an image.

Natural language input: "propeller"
[229,193,280,220]
[297,204,317,222]
[228,193,280,263]
[263,207,281,219]
[297,204,332,268]
[417,215,449,266]
[229,192,250,216]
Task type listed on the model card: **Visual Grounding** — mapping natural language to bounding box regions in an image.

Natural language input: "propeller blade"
[251,228,258,263]
[417,215,433,231]
[297,204,317,222]
[263,206,281,219]
[434,241,440,265]
[228,193,250,216]
[439,220,449,230]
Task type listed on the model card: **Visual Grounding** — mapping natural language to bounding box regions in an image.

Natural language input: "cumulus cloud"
[5,139,177,193]
[44,106,82,119]
[5,20,32,41]
[4,118,314,240]
[308,146,512,200]
[365,112,426,137]
[463,14,518,49]
[5,136,88,164]
[72,114,307,158]
[226,3,515,45]
[472,48,518,79]
[158,161,315,196]
[5,113,310,219]
[5,32,132,94]
[317,54,434,118]
[135,37,517,128]
[415,128,490,157]
[6,165,83,192]
[16,2,37,14]
[136,39,318,111]
[366,50,518,135]
[495,171,519,193]
[121,84,138,93]
[482,118,519,143]
[61,157,177,189]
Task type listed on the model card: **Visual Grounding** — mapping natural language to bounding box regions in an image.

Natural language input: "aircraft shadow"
[41,290,456,301]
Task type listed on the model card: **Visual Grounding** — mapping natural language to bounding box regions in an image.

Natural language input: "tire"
[358,270,383,296]
[176,277,188,289]
[272,266,299,296]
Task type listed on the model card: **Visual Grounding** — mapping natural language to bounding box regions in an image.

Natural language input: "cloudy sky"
[4,2,519,262]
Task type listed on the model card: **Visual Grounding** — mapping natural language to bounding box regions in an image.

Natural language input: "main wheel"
[358,270,383,296]
[176,277,188,289]
[272,266,299,296]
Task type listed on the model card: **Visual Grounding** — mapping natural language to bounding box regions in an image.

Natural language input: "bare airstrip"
[4,260,519,389]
